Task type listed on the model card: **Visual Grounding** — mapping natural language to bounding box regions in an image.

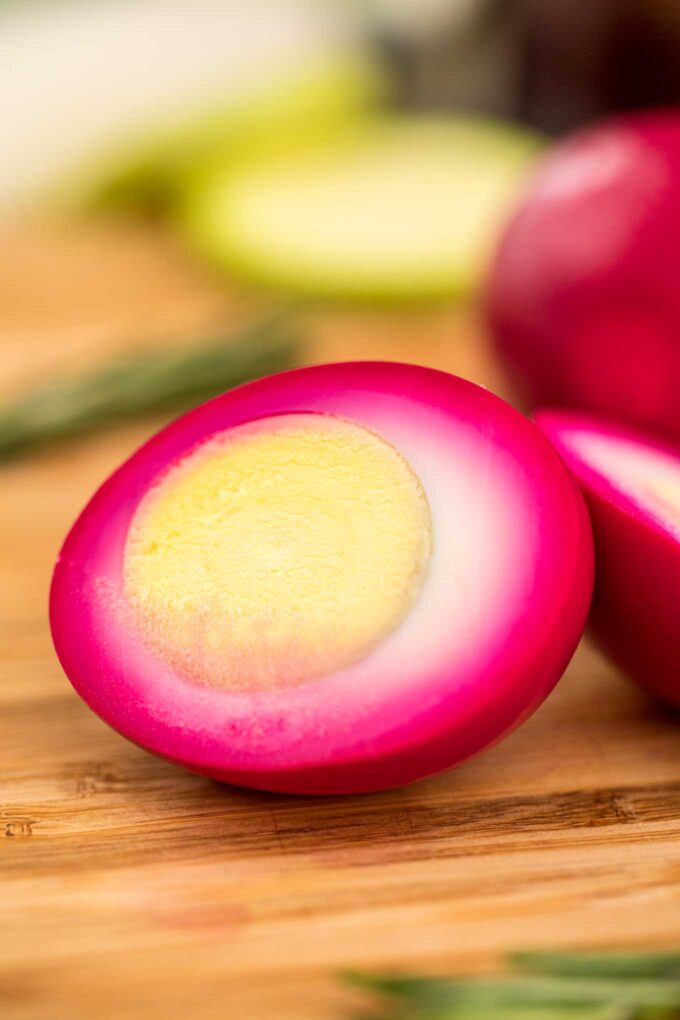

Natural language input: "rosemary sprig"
[358,1005,634,1020]
[0,309,300,459]
[347,950,680,1019]
[349,973,680,1009]
[512,951,680,981]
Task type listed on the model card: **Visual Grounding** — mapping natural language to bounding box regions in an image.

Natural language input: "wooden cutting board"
[2,220,680,1020]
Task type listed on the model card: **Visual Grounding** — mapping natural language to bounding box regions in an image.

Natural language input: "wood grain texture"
[2,219,680,1020]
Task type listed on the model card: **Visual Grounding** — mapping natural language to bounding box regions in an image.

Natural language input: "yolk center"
[123,413,432,690]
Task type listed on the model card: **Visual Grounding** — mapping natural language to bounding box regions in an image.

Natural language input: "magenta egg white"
[486,111,680,443]
[537,410,680,708]
[50,363,594,795]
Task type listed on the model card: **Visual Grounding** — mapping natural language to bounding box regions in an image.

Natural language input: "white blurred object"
[0,0,356,210]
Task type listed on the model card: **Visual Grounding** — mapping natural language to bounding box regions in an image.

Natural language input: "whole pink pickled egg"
[537,410,680,708]
[50,363,593,794]
[486,111,680,443]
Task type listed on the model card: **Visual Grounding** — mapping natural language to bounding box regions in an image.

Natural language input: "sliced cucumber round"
[182,116,542,303]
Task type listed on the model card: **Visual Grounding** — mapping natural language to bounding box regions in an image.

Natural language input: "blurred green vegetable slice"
[73,53,386,215]
[181,116,541,303]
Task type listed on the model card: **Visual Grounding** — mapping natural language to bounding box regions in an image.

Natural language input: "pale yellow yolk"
[123,414,432,690]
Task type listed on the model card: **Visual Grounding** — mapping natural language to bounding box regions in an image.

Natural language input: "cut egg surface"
[550,428,680,537]
[51,364,593,793]
[536,411,680,707]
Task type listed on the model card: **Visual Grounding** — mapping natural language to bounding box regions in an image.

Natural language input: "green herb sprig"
[0,309,300,460]
[347,950,680,1019]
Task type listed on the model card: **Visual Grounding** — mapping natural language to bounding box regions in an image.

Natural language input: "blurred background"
[4,0,680,444]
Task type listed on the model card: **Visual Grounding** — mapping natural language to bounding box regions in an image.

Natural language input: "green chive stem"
[0,309,300,459]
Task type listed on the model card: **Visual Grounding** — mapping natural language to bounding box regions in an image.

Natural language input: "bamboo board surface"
[2,220,680,1020]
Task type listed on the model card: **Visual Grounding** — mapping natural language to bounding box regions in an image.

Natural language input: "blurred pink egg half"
[538,410,680,708]
[486,111,680,443]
